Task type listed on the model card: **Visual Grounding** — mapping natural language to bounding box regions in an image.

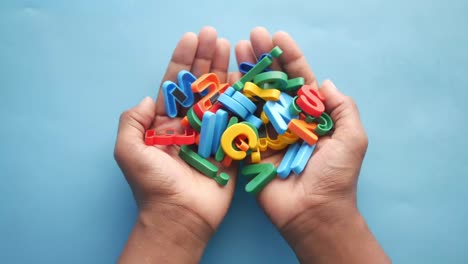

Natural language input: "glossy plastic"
[231,90,257,114]
[285,77,305,92]
[193,83,229,119]
[241,163,277,195]
[214,172,230,186]
[198,112,216,158]
[187,107,202,132]
[179,145,218,178]
[253,71,288,90]
[161,70,197,117]
[233,53,273,91]
[243,82,281,101]
[288,119,318,146]
[263,93,298,134]
[191,72,220,95]
[145,128,196,145]
[291,142,316,175]
[277,142,301,178]
[211,109,229,155]
[221,123,258,160]
[315,112,334,136]
[218,93,249,119]
[296,85,325,117]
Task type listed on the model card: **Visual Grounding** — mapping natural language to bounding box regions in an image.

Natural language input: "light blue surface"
[1,0,468,263]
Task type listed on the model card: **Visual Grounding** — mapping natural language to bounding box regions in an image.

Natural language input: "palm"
[253,135,360,228]
[143,115,237,228]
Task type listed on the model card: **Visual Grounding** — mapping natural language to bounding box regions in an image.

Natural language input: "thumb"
[116,97,157,146]
[319,80,368,153]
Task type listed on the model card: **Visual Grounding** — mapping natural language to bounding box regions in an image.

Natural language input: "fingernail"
[139,96,153,106]
[324,79,338,91]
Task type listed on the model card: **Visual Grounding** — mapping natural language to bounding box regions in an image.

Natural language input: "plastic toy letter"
[263,93,298,134]
[191,73,220,95]
[288,119,318,146]
[277,142,316,177]
[198,112,216,158]
[179,146,218,178]
[162,70,196,117]
[290,142,316,175]
[221,123,258,160]
[277,143,301,178]
[241,163,277,195]
[296,85,325,117]
[232,46,282,91]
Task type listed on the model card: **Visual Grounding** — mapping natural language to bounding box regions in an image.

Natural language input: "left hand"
[229,27,389,264]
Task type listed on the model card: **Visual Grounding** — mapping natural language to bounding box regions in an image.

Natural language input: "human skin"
[233,27,391,264]
[114,26,391,263]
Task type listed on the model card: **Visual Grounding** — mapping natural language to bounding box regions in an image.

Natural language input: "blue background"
[1,0,467,263]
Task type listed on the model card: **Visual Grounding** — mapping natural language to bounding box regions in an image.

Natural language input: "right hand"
[116,27,246,264]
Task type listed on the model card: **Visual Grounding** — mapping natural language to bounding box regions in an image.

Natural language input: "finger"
[228,72,242,85]
[272,31,318,89]
[156,32,198,116]
[117,97,157,146]
[210,38,230,83]
[232,40,255,84]
[250,27,282,70]
[320,80,368,152]
[233,40,256,85]
[235,40,256,65]
[191,26,218,78]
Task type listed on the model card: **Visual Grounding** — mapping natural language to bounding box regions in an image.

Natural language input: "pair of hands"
[114,27,387,263]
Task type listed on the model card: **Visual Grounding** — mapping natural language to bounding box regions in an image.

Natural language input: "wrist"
[281,201,391,263]
[119,203,213,264]
[280,199,360,250]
